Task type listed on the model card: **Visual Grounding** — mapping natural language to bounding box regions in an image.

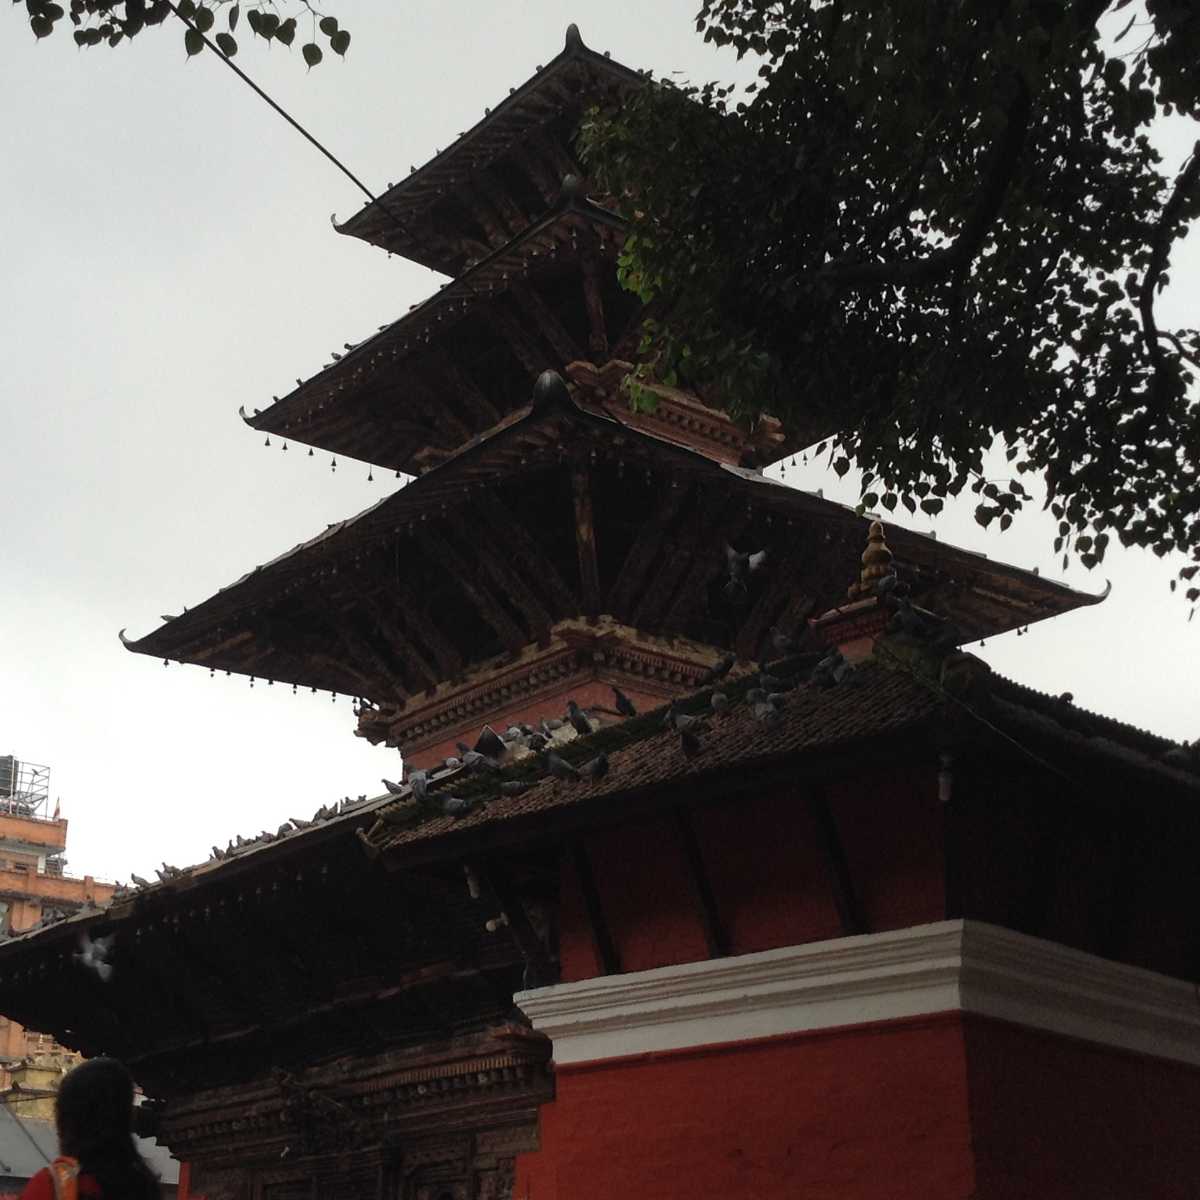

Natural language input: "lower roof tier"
[122,386,1100,741]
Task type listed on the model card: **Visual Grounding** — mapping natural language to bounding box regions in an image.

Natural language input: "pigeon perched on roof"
[76,931,115,983]
[711,691,730,715]
[382,778,405,795]
[130,873,151,889]
[526,733,549,753]
[546,751,581,781]
[566,700,594,738]
[679,727,704,759]
[440,796,475,818]
[662,701,703,732]
[758,671,795,693]
[540,718,564,735]
[474,725,507,759]
[408,769,428,804]
[611,686,638,719]
[458,746,502,774]
[579,753,609,781]
[769,627,796,656]
[698,653,736,686]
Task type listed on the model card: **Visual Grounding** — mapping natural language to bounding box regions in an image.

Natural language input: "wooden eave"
[245,199,630,471]
[122,393,1102,709]
[334,25,643,271]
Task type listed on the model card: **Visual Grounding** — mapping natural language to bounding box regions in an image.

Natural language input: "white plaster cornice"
[516,921,1200,1067]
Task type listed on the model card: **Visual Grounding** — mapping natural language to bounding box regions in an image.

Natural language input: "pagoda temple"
[2,24,1199,1200]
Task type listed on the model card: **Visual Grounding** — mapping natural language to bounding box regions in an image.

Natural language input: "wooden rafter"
[327,611,411,705]
[531,129,578,187]
[608,482,691,620]
[424,346,501,427]
[511,281,584,365]
[486,304,552,377]
[571,840,620,976]
[477,860,554,989]
[459,183,509,244]
[415,527,528,654]
[387,574,465,680]
[572,467,602,620]
[735,537,815,661]
[453,518,554,644]
[475,167,530,236]
[473,492,577,617]
[359,591,441,692]
[809,791,868,936]
[633,489,729,630]
[511,143,561,204]
[674,807,730,958]
[579,251,610,357]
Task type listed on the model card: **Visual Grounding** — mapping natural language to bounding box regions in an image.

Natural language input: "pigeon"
[498,779,534,796]
[159,614,180,623]
[566,700,594,738]
[442,756,462,771]
[235,834,248,848]
[758,671,795,693]
[76,931,115,983]
[769,627,796,656]
[474,725,507,759]
[546,751,581,781]
[611,686,638,718]
[130,873,151,889]
[723,544,768,604]
[579,753,609,781]
[288,817,313,831]
[875,572,900,597]
[679,727,704,759]
[211,845,224,861]
[526,733,549,753]
[1162,743,1194,769]
[276,822,294,837]
[699,653,736,686]
[460,748,501,775]
[408,769,428,804]
[540,718,564,736]
[662,701,703,733]
[711,691,730,715]
[1058,692,1075,704]
[382,778,405,795]
[440,796,475,818]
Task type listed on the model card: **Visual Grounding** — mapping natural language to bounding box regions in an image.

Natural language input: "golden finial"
[847,520,895,600]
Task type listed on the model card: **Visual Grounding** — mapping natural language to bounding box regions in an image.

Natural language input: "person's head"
[55,1058,160,1199]
[56,1057,135,1158]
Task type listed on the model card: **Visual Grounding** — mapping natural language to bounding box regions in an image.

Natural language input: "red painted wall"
[408,680,667,770]
[559,767,943,982]
[515,1015,976,1200]
[963,1016,1200,1199]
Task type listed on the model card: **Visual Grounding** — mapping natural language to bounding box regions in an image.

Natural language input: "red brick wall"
[963,1015,1200,1199]
[515,1015,976,1200]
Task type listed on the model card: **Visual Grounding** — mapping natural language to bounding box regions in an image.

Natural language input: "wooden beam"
[633,489,729,630]
[415,528,528,654]
[452,519,554,644]
[511,143,561,205]
[458,183,508,244]
[425,346,501,427]
[511,281,585,366]
[479,860,555,989]
[673,807,729,958]
[734,537,815,661]
[387,575,464,679]
[808,790,868,936]
[579,251,610,357]
[474,492,577,617]
[360,591,441,692]
[571,840,620,976]
[572,467,602,620]
[486,303,552,377]
[476,167,531,236]
[326,613,411,705]
[608,483,691,620]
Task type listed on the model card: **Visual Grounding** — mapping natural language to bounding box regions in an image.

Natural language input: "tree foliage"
[582,0,1200,598]
[17,0,350,64]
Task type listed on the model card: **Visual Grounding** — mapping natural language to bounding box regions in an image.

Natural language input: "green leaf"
[184,27,204,55]
[30,14,54,37]
[275,17,296,45]
[215,30,236,56]
[920,498,944,515]
[193,5,213,33]
[176,0,196,18]
[228,4,238,32]
[330,28,350,56]
[833,455,850,478]
[318,15,338,35]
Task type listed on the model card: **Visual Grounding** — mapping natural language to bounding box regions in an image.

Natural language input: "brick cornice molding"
[516,920,1200,1067]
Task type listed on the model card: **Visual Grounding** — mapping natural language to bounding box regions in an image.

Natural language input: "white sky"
[1,3,1196,884]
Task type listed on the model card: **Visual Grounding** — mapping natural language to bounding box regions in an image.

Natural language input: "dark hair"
[55,1058,161,1200]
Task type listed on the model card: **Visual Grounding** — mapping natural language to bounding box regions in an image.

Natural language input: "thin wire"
[163,2,410,239]
[871,637,1077,786]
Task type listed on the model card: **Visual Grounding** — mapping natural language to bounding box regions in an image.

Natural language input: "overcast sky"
[1,3,1196,884]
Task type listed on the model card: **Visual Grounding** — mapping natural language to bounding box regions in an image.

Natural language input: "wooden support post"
[608,483,690,620]
[511,281,584,365]
[809,790,868,936]
[474,493,577,617]
[571,840,620,976]
[479,860,555,990]
[579,251,610,358]
[673,807,729,958]
[572,467,602,621]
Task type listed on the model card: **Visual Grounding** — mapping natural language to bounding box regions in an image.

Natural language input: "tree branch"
[818,79,1031,289]
[1139,140,1200,380]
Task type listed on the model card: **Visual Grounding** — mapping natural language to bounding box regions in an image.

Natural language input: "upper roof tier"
[334,25,644,275]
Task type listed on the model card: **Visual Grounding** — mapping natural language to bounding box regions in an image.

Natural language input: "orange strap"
[48,1157,80,1200]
